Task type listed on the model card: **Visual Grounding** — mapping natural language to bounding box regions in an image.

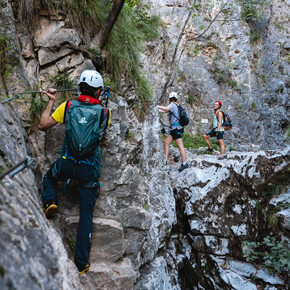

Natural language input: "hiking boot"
[178,163,189,172]
[206,148,213,154]
[43,201,58,218]
[76,262,90,275]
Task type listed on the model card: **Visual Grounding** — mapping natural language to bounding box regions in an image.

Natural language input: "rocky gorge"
[0,0,289,289]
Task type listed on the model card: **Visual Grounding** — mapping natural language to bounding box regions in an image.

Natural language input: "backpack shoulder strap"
[63,100,71,123]
[170,102,180,121]
[220,111,225,122]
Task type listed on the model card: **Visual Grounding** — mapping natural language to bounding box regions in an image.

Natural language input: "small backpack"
[172,103,189,127]
[178,105,189,126]
[222,111,232,130]
[64,101,105,159]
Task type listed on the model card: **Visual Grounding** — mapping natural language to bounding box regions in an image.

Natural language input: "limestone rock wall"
[170,149,289,289]
[0,104,81,289]
[0,0,289,289]
[1,0,289,150]
[1,96,289,289]
[142,0,290,150]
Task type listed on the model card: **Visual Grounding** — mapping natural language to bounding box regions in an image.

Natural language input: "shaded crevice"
[172,188,232,290]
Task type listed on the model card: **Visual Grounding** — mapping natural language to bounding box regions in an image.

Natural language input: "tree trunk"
[91,0,125,50]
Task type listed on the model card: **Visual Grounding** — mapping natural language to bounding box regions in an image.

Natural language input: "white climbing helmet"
[169,92,178,100]
[78,70,104,89]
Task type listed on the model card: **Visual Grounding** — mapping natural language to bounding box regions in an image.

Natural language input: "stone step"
[82,259,137,290]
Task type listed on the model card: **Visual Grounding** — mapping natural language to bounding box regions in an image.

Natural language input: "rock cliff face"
[0,0,289,289]
[1,99,289,289]
[1,0,289,150]
[0,104,81,289]
[142,0,289,150]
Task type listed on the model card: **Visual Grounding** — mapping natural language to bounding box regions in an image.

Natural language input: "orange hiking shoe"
[44,201,58,218]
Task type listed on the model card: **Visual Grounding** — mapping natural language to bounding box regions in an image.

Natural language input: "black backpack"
[171,103,189,127]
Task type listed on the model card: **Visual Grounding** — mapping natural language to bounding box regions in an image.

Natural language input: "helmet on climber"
[169,92,178,100]
[78,70,104,98]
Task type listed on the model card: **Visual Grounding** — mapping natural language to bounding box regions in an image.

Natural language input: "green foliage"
[243,236,290,273]
[30,94,47,124]
[263,237,290,273]
[268,214,278,232]
[193,43,201,56]
[87,48,101,59]
[126,130,135,141]
[214,71,225,83]
[262,183,286,201]
[136,14,161,41]
[251,102,257,110]
[239,0,266,22]
[15,0,160,102]
[239,0,266,47]
[207,41,218,49]
[52,70,76,103]
[143,204,149,211]
[67,238,76,252]
[184,132,204,149]
[186,93,202,105]
[0,33,17,88]
[287,127,290,142]
[135,73,153,100]
[243,241,261,261]
[186,95,194,105]
[172,132,218,151]
[228,79,238,90]
[103,2,159,100]
[52,70,75,89]
[250,30,261,45]
[66,0,108,36]
[229,146,236,151]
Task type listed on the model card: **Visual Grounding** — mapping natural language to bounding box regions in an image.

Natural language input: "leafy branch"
[243,236,290,273]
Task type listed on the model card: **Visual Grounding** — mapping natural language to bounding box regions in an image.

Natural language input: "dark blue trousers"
[42,157,99,267]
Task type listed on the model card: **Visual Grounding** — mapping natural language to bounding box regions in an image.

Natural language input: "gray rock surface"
[0,104,81,290]
[0,0,289,289]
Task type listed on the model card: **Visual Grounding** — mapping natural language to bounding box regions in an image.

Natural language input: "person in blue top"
[203,100,225,155]
[157,92,189,172]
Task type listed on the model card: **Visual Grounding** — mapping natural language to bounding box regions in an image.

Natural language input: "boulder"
[64,217,125,263]
[84,259,137,290]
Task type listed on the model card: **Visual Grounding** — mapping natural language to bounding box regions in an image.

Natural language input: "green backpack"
[65,100,104,159]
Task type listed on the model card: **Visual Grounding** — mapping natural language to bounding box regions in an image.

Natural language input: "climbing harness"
[160,119,171,135]
[0,88,79,180]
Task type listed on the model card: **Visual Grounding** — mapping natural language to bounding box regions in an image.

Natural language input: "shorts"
[206,130,224,140]
[170,128,184,140]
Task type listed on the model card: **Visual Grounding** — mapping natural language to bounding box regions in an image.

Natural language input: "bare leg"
[164,135,174,159]
[203,134,212,149]
[175,138,186,162]
[218,139,225,155]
